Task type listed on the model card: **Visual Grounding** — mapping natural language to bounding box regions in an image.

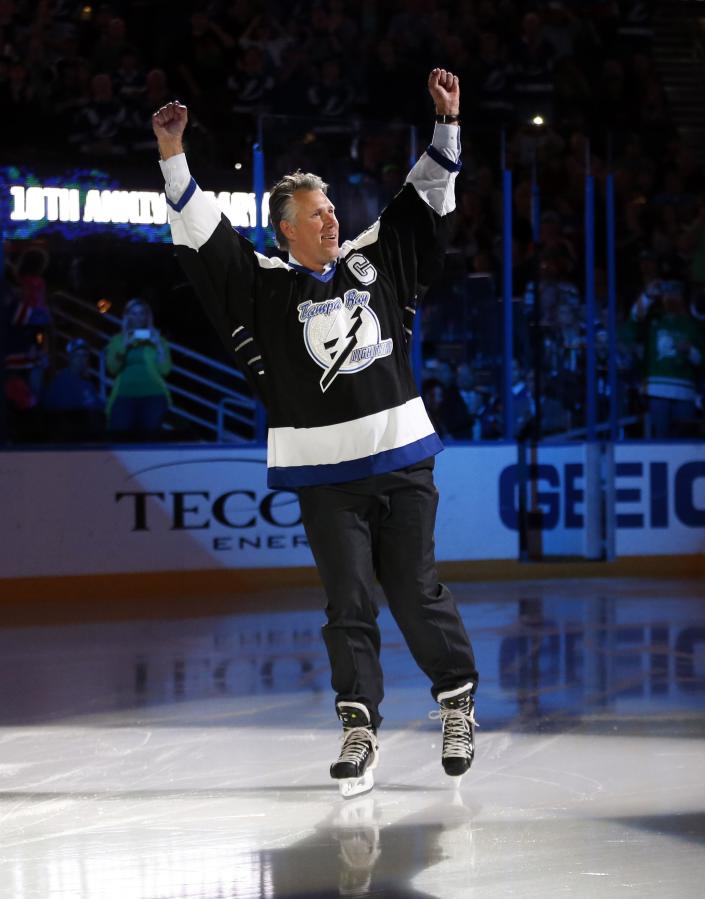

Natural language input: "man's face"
[126,304,149,329]
[283,189,339,272]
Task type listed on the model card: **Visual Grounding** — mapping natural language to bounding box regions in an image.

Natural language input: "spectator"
[450,188,494,272]
[524,246,581,332]
[364,39,417,123]
[513,12,555,107]
[553,55,593,128]
[3,252,50,441]
[0,60,41,150]
[43,337,104,441]
[126,67,174,153]
[175,10,235,107]
[421,377,450,440]
[105,298,171,440]
[238,13,292,68]
[143,66,173,112]
[216,0,260,44]
[596,58,636,132]
[49,57,92,129]
[325,0,359,51]
[631,280,704,437]
[421,361,473,440]
[541,1,583,61]
[540,209,577,270]
[15,247,51,326]
[680,197,705,322]
[510,358,535,438]
[4,247,52,406]
[69,71,128,157]
[270,44,314,114]
[90,16,133,74]
[113,48,145,106]
[472,30,514,124]
[307,57,355,118]
[456,362,494,439]
[227,45,275,112]
[386,0,431,56]
[298,2,354,63]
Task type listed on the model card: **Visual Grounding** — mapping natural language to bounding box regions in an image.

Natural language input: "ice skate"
[330,702,379,799]
[430,682,477,784]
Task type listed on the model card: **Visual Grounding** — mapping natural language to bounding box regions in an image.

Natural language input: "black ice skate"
[331,702,379,799]
[430,682,477,783]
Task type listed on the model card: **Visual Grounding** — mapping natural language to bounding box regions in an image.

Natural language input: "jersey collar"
[288,254,338,283]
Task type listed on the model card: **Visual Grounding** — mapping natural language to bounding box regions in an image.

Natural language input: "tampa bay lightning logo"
[297,289,393,392]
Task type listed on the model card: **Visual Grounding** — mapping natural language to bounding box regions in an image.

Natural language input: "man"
[43,337,104,441]
[152,69,478,798]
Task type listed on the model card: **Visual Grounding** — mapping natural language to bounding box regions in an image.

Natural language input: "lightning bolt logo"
[320,307,364,392]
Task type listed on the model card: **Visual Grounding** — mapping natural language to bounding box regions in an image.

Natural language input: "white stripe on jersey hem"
[267,397,436,469]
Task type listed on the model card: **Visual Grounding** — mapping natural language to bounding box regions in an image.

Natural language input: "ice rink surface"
[1,576,704,899]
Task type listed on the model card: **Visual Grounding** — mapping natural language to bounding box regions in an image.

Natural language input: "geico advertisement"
[435,442,705,559]
[0,444,703,578]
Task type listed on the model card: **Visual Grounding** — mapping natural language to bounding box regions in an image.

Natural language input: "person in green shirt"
[105,298,172,439]
[631,280,704,438]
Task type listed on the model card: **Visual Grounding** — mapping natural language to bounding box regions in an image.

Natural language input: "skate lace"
[338,727,375,765]
[428,706,477,758]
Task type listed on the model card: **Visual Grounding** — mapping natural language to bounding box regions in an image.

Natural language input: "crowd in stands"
[1,0,705,442]
[2,238,172,443]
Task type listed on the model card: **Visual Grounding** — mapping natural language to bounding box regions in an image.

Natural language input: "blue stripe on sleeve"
[166,177,198,212]
[425,145,462,173]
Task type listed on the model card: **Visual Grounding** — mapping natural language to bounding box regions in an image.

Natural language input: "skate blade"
[338,770,374,799]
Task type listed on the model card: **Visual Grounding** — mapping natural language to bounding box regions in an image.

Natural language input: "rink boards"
[0,442,703,578]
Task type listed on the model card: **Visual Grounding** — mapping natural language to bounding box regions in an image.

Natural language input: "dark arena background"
[1,2,704,898]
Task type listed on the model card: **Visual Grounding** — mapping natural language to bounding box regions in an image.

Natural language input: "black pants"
[297,459,478,730]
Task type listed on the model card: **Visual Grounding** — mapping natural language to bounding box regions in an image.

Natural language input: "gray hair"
[269,170,329,251]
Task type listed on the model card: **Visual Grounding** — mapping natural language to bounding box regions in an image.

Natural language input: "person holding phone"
[105,297,172,439]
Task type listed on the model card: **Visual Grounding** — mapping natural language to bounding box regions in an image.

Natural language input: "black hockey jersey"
[161,125,461,488]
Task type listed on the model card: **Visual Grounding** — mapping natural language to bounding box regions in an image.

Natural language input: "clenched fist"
[428,68,460,116]
[152,101,188,159]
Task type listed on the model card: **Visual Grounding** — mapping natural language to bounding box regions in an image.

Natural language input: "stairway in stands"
[653,0,705,160]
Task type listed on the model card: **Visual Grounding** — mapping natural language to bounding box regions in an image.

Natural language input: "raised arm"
[351,69,462,304]
[399,69,462,223]
[151,100,267,396]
